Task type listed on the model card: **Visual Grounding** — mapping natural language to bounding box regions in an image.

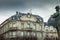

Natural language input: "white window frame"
[12,24,16,27]
[39,25,42,31]
[33,24,36,30]
[20,31,24,36]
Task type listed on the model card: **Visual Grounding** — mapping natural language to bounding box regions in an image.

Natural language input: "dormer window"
[13,17,15,20]
[39,19,42,21]
[28,15,30,17]
[27,13,31,18]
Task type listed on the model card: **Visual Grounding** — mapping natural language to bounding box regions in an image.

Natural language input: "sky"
[0,0,60,24]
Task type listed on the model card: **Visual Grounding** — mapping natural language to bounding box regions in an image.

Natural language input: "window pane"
[50,33,53,38]
[9,32,12,35]
[39,19,42,21]
[13,32,16,37]
[13,32,16,35]
[13,24,16,27]
[27,32,30,36]
[20,32,24,36]
[32,32,36,36]
[39,25,42,30]
[10,24,12,27]
[40,33,43,38]
[21,23,24,28]
[37,32,39,38]
[9,32,16,38]
[45,26,49,32]
[37,32,42,38]
[27,23,30,28]
[27,15,30,18]
[33,24,36,29]
[46,33,49,38]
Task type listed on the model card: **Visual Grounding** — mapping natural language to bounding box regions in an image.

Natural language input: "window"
[46,33,49,38]
[9,32,16,37]
[46,35,48,38]
[27,15,31,18]
[50,26,53,30]
[37,32,43,38]
[50,33,53,38]
[5,33,9,38]
[12,16,16,20]
[10,24,12,27]
[21,23,24,28]
[32,32,36,36]
[27,32,30,36]
[13,32,16,36]
[9,23,16,28]
[39,25,42,31]
[51,18,54,20]
[45,26,48,29]
[27,23,30,28]
[20,32,24,36]
[27,13,31,18]
[13,24,16,27]
[39,19,42,21]
[13,32,16,37]
[40,33,43,38]
[33,24,36,30]
[24,31,26,35]
[45,26,49,32]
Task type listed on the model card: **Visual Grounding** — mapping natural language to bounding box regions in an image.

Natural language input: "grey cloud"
[0,0,60,14]
[0,0,60,23]
[0,0,60,8]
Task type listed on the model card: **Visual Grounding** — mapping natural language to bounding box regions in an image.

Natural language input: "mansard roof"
[0,11,43,27]
[9,12,43,22]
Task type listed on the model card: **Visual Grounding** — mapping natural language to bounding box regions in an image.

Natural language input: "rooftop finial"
[55,5,60,12]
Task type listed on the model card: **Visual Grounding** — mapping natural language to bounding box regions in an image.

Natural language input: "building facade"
[0,11,58,40]
[44,23,58,40]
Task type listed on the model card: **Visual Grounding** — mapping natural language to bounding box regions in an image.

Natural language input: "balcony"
[25,27,33,31]
[8,27,18,31]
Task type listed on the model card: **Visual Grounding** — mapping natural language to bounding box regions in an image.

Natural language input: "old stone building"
[44,24,58,40]
[0,11,58,40]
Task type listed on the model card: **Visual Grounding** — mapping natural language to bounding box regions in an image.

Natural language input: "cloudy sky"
[0,0,60,24]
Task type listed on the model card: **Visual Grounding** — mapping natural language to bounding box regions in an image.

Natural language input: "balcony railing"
[8,27,18,31]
